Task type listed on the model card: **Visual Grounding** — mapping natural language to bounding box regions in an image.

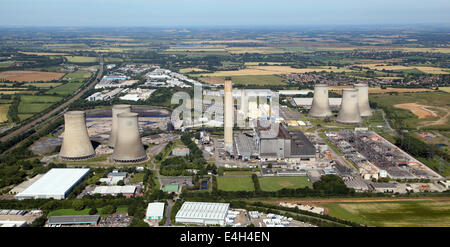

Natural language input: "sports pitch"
[217,176,254,192]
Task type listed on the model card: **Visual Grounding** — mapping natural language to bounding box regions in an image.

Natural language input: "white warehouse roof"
[91,186,136,195]
[15,168,90,200]
[146,202,165,219]
[175,202,229,225]
[293,97,342,106]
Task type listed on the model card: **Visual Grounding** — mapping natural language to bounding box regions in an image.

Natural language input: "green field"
[223,171,253,176]
[47,82,83,95]
[129,172,145,183]
[23,82,62,88]
[20,95,62,104]
[104,57,124,62]
[48,206,128,218]
[218,75,286,85]
[0,104,10,122]
[259,176,312,191]
[18,95,62,114]
[217,176,255,191]
[64,70,92,80]
[65,56,98,63]
[323,200,450,227]
[18,113,33,121]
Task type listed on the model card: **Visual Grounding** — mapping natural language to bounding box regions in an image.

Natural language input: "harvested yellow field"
[0,71,64,82]
[199,66,351,77]
[0,104,10,122]
[329,86,434,94]
[358,63,450,74]
[244,62,284,66]
[198,77,226,85]
[226,47,285,54]
[394,103,438,119]
[179,68,209,73]
[439,87,450,93]
[20,52,70,56]
[182,39,264,44]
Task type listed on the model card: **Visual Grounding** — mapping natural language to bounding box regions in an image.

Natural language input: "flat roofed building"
[175,202,230,226]
[91,185,136,197]
[0,220,26,227]
[47,215,100,226]
[146,202,165,220]
[15,168,90,200]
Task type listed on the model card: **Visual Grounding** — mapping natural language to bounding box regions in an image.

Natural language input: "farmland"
[199,75,286,86]
[18,95,62,115]
[0,71,64,82]
[217,176,255,192]
[47,82,83,95]
[259,176,312,191]
[64,70,92,80]
[0,104,10,122]
[64,56,98,63]
[323,200,450,227]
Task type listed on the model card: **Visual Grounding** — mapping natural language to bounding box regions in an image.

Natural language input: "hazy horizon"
[1,0,449,27]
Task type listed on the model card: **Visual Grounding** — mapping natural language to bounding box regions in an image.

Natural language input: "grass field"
[222,171,254,176]
[259,176,312,191]
[65,56,98,63]
[0,104,10,122]
[18,95,62,114]
[219,75,286,85]
[47,82,83,95]
[48,206,128,218]
[18,103,53,114]
[323,200,450,227]
[129,172,145,183]
[64,70,92,80]
[217,176,254,192]
[20,95,62,104]
[23,82,62,88]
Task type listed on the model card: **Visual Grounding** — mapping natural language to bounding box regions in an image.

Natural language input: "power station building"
[15,168,90,200]
[255,124,316,162]
[111,112,147,163]
[59,111,95,160]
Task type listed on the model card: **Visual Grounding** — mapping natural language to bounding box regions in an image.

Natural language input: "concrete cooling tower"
[59,111,95,160]
[336,88,361,124]
[112,112,147,163]
[354,83,373,117]
[309,84,332,118]
[107,104,131,148]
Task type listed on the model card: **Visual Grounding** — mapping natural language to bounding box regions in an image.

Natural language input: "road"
[0,56,104,151]
[164,200,174,226]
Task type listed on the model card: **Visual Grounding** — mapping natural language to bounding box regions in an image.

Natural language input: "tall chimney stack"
[224,78,233,154]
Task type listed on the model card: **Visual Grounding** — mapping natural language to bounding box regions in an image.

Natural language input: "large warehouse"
[146,202,165,221]
[15,168,90,200]
[175,202,230,226]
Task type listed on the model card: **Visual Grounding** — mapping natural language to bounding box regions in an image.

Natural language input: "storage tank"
[308,84,332,118]
[59,111,95,160]
[336,88,361,124]
[354,83,372,117]
[107,104,131,148]
[112,112,147,163]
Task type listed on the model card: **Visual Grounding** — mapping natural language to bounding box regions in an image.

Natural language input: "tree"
[72,200,86,211]
[101,205,116,214]
[117,180,125,186]
[89,207,98,215]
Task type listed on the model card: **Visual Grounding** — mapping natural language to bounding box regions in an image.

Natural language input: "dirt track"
[394,103,437,119]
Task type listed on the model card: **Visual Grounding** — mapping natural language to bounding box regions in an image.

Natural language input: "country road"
[0,56,104,148]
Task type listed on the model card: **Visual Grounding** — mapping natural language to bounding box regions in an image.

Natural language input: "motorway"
[0,56,104,150]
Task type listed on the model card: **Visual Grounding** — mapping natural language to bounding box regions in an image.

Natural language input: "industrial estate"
[0,12,449,229]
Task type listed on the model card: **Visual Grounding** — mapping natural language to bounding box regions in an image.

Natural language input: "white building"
[15,168,90,200]
[91,186,136,197]
[0,220,26,227]
[146,202,165,220]
[175,202,230,226]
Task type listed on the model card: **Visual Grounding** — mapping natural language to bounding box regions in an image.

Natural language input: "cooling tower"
[112,112,147,163]
[309,84,332,118]
[354,83,373,117]
[336,88,361,124]
[224,79,233,154]
[107,104,131,148]
[59,111,95,160]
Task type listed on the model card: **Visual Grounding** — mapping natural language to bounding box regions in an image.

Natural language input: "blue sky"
[0,0,449,27]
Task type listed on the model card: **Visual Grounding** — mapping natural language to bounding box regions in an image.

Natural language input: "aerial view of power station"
[0,0,449,232]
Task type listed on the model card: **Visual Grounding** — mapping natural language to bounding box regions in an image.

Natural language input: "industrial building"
[171,146,190,156]
[59,111,95,160]
[47,215,100,226]
[175,202,230,226]
[293,98,342,108]
[336,88,361,124]
[112,112,147,163]
[91,186,136,197]
[0,220,26,227]
[146,202,165,221]
[15,168,90,200]
[256,124,316,162]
